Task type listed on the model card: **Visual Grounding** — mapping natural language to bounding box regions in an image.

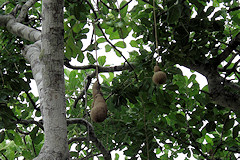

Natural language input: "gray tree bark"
[33,0,69,159]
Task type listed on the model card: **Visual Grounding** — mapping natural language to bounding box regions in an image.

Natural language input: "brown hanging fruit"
[154,65,161,72]
[92,80,101,98]
[90,94,107,122]
[152,65,167,85]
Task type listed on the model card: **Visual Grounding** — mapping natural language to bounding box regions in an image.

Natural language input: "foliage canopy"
[0,0,240,159]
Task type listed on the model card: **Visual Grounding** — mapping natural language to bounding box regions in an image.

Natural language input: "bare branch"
[16,0,39,22]
[67,118,111,160]
[65,61,133,72]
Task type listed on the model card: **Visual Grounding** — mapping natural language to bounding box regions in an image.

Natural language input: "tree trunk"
[33,0,69,159]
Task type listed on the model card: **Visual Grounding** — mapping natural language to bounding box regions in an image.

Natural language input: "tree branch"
[96,22,136,73]
[65,61,133,72]
[14,119,44,130]
[16,126,31,135]
[211,32,240,66]
[164,131,210,159]
[84,0,137,81]
[182,61,240,111]
[70,62,134,108]
[16,0,39,22]
[228,6,240,13]
[10,4,22,17]
[67,118,111,160]
[99,0,133,11]
[68,137,88,144]
[0,1,10,9]
[25,91,40,111]
[73,72,94,108]
[218,59,240,74]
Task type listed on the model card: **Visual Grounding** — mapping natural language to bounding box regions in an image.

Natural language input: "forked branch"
[67,118,111,160]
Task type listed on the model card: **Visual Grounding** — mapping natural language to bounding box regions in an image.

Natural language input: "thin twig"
[84,0,137,81]
[14,119,44,130]
[16,127,31,135]
[1,153,8,160]
[0,1,10,9]
[99,0,133,11]
[73,72,95,108]
[68,137,88,144]
[25,91,40,111]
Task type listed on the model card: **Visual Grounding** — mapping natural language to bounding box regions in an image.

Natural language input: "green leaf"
[105,44,112,52]
[33,133,44,144]
[97,38,106,43]
[205,135,213,146]
[85,43,96,51]
[30,126,39,141]
[224,118,235,131]
[233,125,239,139]
[77,50,84,63]
[72,24,82,33]
[14,133,22,145]
[6,131,14,140]
[114,49,122,57]
[167,4,182,24]
[69,71,77,81]
[130,40,138,47]
[205,6,215,16]
[87,52,96,64]
[22,150,32,159]
[115,21,124,28]
[120,0,128,18]
[206,121,216,132]
[115,153,120,160]
[114,41,126,48]
[35,110,41,117]
[98,56,106,66]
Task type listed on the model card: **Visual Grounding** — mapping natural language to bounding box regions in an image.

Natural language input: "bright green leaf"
[105,44,112,52]
[114,41,126,48]
[98,56,106,66]
[130,40,138,47]
[120,0,128,18]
